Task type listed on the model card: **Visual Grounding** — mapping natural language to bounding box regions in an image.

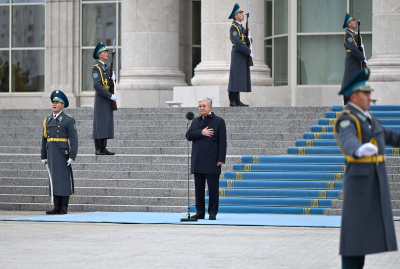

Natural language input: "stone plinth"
[368,0,400,104]
[118,0,187,108]
[191,0,273,86]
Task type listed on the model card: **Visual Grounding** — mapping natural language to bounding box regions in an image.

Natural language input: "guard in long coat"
[227,3,252,107]
[335,68,398,268]
[41,90,78,214]
[186,98,227,220]
[341,13,367,105]
[92,41,116,155]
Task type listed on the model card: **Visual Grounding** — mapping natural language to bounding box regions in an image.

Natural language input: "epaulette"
[65,114,73,118]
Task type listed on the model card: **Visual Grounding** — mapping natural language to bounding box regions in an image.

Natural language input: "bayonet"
[44,161,54,204]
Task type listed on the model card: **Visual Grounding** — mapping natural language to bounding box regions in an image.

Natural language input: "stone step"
[0,202,187,213]
[0,139,294,149]
[0,119,319,127]
[6,133,304,141]
[0,146,287,156]
[0,194,194,206]
[0,186,194,197]
[0,177,195,188]
[0,155,242,165]
[0,126,312,134]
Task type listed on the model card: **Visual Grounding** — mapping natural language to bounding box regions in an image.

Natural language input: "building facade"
[0,0,399,108]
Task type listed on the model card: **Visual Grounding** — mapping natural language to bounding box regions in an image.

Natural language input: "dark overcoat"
[92,60,114,139]
[341,29,366,90]
[41,111,78,196]
[335,103,398,256]
[186,112,227,175]
[228,21,251,93]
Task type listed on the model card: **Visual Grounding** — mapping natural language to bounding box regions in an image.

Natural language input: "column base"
[368,55,400,82]
[173,85,290,107]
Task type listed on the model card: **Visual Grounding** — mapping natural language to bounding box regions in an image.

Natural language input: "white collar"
[347,28,355,33]
[99,60,106,65]
[348,102,371,119]
[53,111,62,119]
[235,20,242,25]
[202,112,212,118]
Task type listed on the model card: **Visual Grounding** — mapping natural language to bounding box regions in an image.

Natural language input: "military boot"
[101,139,115,155]
[95,139,105,155]
[59,196,70,214]
[236,99,249,107]
[230,99,238,107]
[46,196,61,214]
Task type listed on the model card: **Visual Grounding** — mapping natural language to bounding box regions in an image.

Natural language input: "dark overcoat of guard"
[228,21,251,93]
[341,29,365,90]
[92,60,114,139]
[335,103,398,256]
[186,112,227,175]
[41,111,78,196]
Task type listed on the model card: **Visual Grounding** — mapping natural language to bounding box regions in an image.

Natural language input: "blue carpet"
[0,212,343,227]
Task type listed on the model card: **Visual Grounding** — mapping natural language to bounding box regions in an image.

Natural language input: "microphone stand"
[181,118,197,222]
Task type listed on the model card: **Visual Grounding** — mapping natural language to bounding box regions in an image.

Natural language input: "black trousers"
[228,92,240,100]
[194,173,220,215]
[342,256,365,269]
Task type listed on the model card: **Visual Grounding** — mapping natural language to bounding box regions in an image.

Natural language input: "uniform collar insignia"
[357,113,366,122]
[102,66,106,71]
[58,116,63,122]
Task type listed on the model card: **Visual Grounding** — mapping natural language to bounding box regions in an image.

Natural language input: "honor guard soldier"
[41,90,78,215]
[341,13,368,105]
[335,68,398,269]
[92,41,116,155]
[227,3,253,107]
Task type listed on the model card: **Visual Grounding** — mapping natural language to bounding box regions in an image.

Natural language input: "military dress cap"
[93,41,108,59]
[343,13,355,29]
[338,68,374,97]
[228,3,243,19]
[50,90,69,108]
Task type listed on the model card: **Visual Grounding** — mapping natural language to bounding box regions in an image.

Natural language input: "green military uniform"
[335,68,398,268]
[41,90,78,215]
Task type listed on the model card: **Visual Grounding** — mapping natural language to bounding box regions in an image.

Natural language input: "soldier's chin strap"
[334,110,385,163]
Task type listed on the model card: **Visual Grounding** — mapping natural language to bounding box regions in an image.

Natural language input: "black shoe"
[59,206,68,215]
[209,214,216,220]
[46,207,60,215]
[236,99,249,107]
[190,213,205,219]
[95,148,106,155]
[102,148,115,155]
[229,99,238,107]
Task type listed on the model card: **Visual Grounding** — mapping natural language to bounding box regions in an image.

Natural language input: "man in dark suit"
[41,90,78,215]
[186,98,227,220]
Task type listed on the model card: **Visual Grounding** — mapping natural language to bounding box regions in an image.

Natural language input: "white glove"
[248,33,252,39]
[355,142,378,158]
[250,52,254,58]
[361,43,364,48]
[67,158,73,166]
[111,94,117,101]
[42,159,47,164]
[111,74,116,81]
[364,59,368,65]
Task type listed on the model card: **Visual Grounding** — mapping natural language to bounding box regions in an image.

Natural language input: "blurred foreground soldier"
[92,41,116,155]
[335,68,398,269]
[186,98,227,220]
[341,13,368,105]
[227,3,253,107]
[41,90,78,214]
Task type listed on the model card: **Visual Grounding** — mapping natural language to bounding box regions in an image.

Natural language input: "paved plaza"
[0,211,399,269]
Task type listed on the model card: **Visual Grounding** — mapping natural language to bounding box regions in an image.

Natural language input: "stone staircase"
[0,107,328,212]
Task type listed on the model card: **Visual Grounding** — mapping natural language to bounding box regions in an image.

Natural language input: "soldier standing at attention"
[41,90,78,215]
[92,41,116,155]
[335,68,398,269]
[341,13,368,105]
[227,3,253,107]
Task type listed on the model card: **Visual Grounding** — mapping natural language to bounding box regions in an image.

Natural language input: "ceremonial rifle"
[357,10,367,68]
[245,1,254,66]
[109,39,118,110]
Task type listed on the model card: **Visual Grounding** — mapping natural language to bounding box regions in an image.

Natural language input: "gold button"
[57,135,59,137]
[58,126,60,128]
[57,130,59,132]
[369,125,372,129]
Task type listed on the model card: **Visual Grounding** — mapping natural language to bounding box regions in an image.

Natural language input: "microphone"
[186,111,194,120]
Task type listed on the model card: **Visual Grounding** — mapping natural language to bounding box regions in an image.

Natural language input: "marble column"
[368,0,400,104]
[44,0,80,107]
[119,0,187,108]
[191,0,273,86]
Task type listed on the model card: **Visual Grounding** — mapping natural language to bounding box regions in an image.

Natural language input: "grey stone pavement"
[0,211,399,269]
